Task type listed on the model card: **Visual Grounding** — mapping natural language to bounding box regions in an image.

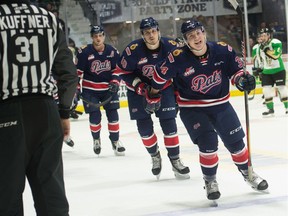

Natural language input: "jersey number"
[15,36,40,63]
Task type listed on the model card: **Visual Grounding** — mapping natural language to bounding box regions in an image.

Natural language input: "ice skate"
[151,152,162,179]
[64,136,74,147]
[69,110,79,119]
[111,141,125,156]
[93,139,101,155]
[242,170,269,191]
[204,179,221,201]
[170,158,190,180]
[285,108,288,114]
[262,108,274,117]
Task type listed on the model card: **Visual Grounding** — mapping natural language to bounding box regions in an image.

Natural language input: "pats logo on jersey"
[142,65,155,78]
[191,70,222,94]
[90,60,111,74]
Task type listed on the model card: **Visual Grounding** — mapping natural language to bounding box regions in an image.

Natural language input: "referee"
[0,1,78,215]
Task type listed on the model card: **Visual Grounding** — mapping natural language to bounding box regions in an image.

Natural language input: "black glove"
[235,73,256,92]
[143,86,161,114]
[259,43,268,50]
[252,67,263,77]
[108,81,119,94]
[258,72,263,81]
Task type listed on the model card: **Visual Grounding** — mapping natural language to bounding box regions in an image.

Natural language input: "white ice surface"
[24,95,288,216]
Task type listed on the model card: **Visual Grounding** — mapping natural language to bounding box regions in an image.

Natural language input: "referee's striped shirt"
[0,1,78,111]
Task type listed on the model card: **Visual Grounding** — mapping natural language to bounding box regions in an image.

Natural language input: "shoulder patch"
[172,49,183,56]
[168,40,177,46]
[130,43,138,51]
[78,45,87,54]
[217,41,227,46]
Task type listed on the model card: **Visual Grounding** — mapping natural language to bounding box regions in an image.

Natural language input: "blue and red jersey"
[115,37,178,91]
[152,41,244,108]
[76,44,120,92]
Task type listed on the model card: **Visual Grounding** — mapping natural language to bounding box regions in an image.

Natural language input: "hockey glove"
[235,73,256,92]
[143,86,161,114]
[252,67,263,77]
[260,44,276,59]
[108,81,119,94]
[132,77,149,96]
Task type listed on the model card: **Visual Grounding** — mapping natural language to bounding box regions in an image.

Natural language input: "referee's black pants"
[0,95,69,216]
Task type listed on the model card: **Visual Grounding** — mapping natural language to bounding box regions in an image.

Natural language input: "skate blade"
[114,151,125,156]
[65,142,74,147]
[251,186,270,193]
[262,114,275,118]
[210,200,218,207]
[64,138,74,147]
[93,151,101,156]
[174,172,190,180]
[154,174,161,181]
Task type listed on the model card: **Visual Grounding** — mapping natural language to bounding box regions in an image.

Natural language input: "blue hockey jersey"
[76,44,120,92]
[115,37,178,91]
[151,41,244,107]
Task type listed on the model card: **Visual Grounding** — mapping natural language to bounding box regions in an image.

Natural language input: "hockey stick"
[80,94,113,108]
[75,110,83,115]
[227,0,253,180]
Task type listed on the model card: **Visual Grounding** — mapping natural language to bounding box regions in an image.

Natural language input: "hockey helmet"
[139,17,159,33]
[175,37,184,44]
[90,25,104,36]
[259,28,271,34]
[181,19,204,39]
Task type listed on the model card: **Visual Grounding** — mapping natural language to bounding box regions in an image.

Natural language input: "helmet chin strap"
[184,35,207,55]
[191,46,206,53]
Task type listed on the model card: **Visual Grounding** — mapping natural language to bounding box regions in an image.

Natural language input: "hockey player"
[115,17,190,179]
[258,28,288,116]
[76,25,125,156]
[252,33,263,81]
[251,33,264,101]
[148,19,268,200]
